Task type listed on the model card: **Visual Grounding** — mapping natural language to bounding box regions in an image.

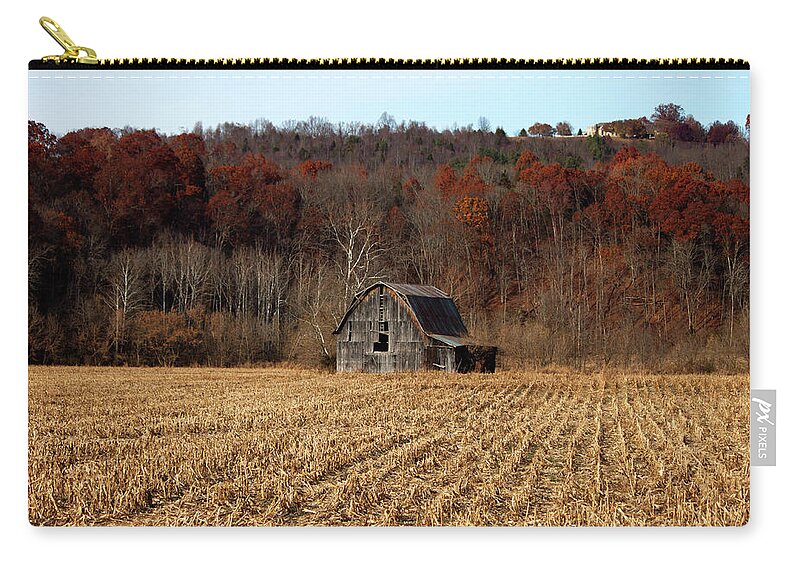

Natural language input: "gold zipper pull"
[39,16,98,64]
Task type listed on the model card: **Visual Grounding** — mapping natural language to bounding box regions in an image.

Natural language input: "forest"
[28,107,749,371]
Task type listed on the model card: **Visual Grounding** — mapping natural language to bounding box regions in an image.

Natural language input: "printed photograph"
[28,67,750,526]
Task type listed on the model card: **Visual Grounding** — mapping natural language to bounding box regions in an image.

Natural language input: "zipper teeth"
[31,57,750,69]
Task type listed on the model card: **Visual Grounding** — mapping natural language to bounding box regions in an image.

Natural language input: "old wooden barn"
[333,282,497,373]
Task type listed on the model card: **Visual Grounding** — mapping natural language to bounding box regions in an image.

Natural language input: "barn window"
[347,321,352,341]
[373,333,389,352]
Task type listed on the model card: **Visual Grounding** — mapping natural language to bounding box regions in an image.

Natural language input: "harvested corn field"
[28,366,749,526]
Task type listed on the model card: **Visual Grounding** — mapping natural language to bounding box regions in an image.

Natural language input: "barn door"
[426,346,447,370]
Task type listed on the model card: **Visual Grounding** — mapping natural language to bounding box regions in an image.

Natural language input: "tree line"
[28,113,749,371]
[522,103,748,144]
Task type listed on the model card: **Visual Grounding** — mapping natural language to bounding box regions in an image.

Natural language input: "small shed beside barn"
[333,282,497,373]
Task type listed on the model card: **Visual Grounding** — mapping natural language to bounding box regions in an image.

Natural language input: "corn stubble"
[28,367,749,526]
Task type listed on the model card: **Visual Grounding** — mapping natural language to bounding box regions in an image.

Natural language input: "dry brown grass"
[28,366,749,526]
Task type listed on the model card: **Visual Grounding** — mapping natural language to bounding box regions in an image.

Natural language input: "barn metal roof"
[402,291,468,337]
[428,334,466,347]
[333,281,468,338]
[383,283,450,299]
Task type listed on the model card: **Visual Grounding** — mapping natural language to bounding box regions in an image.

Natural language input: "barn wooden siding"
[335,285,427,373]
[333,282,497,373]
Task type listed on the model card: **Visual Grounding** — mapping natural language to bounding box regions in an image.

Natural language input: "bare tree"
[288,251,339,365]
[667,240,712,335]
[719,236,748,346]
[406,186,452,287]
[302,169,387,301]
[103,249,145,356]
[149,234,174,313]
[172,238,213,312]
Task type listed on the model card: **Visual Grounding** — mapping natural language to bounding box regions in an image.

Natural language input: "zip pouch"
[28,17,750,527]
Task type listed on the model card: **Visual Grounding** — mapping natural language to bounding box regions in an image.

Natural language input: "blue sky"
[28,69,750,136]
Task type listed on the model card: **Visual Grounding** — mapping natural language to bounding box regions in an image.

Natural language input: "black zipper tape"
[28,57,750,70]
